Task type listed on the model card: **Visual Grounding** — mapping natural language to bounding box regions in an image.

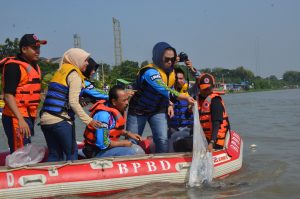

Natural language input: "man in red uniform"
[0,34,47,153]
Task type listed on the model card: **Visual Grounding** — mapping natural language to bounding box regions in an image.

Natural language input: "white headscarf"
[59,48,90,70]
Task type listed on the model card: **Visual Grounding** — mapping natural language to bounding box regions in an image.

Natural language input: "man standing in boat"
[83,85,142,158]
[174,73,230,152]
[0,34,46,153]
[126,42,195,153]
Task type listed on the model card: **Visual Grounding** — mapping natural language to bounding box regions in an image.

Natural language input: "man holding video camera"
[126,42,196,153]
[168,52,201,151]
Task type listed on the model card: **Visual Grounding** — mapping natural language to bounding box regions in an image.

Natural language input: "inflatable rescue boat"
[0,130,243,198]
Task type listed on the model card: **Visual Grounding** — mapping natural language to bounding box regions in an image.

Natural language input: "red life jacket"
[84,100,126,146]
[1,57,41,118]
[198,93,229,147]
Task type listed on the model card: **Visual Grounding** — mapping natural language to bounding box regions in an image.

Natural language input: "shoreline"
[223,87,300,95]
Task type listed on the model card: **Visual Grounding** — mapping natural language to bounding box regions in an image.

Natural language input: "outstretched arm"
[82,80,108,100]
[143,69,180,98]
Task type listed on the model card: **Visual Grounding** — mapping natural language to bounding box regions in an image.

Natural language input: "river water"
[1,89,300,198]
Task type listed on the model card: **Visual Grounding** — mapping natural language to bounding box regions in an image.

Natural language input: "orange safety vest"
[1,57,41,118]
[198,93,229,147]
[84,100,126,146]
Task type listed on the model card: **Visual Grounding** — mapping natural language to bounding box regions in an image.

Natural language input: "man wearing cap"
[1,34,46,153]
[197,73,230,152]
[173,73,230,152]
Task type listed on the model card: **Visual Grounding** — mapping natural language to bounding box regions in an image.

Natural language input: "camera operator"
[168,52,201,152]
[126,42,195,153]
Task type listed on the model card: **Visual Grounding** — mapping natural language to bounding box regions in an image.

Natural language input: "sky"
[1,0,300,77]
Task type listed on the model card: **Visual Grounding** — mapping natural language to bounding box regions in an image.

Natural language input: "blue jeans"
[126,113,168,153]
[41,121,78,162]
[2,115,34,154]
[96,147,136,158]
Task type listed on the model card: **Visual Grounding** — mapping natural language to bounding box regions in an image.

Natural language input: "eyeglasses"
[164,57,176,63]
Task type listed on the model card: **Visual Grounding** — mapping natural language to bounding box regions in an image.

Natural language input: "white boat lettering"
[213,154,229,164]
[117,163,129,174]
[230,138,240,153]
[232,132,240,140]
[117,160,172,174]
[232,140,239,147]
[146,161,157,172]
[131,162,141,173]
[232,136,240,143]
[230,144,239,153]
[160,160,171,170]
[6,173,14,187]
[228,132,241,153]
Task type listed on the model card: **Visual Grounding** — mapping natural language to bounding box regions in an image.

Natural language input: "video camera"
[178,52,189,62]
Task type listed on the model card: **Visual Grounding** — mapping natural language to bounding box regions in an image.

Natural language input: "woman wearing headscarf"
[80,58,108,105]
[40,48,102,162]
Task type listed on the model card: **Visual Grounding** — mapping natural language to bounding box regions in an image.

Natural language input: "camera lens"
[179,52,188,62]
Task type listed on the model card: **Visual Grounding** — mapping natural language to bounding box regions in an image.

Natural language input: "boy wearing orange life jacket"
[0,34,46,153]
[83,85,142,158]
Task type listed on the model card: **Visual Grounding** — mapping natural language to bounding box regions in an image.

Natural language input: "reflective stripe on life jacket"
[129,63,175,114]
[198,93,229,147]
[83,100,126,146]
[41,63,85,118]
[1,57,41,118]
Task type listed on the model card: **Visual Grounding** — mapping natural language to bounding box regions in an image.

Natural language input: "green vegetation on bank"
[1,38,299,92]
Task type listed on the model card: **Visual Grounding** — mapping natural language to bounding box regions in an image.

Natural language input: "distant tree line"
[282,71,300,85]
[1,38,299,91]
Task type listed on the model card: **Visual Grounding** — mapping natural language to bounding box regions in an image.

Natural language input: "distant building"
[217,80,252,91]
[219,83,227,90]
[49,57,61,64]
[39,57,61,64]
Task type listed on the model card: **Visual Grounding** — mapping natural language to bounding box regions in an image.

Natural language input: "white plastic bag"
[131,144,146,155]
[5,144,45,168]
[188,102,214,187]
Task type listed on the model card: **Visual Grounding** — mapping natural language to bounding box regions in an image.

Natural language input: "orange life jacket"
[198,93,229,146]
[1,57,41,118]
[84,100,126,146]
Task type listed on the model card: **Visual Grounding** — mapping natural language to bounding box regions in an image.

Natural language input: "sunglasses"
[164,57,176,63]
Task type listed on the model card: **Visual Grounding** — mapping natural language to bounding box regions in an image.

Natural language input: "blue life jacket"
[42,82,75,119]
[168,99,193,129]
[129,42,177,115]
[41,63,85,119]
[129,66,171,115]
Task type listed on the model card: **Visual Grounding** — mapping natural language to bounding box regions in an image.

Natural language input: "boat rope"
[0,153,192,173]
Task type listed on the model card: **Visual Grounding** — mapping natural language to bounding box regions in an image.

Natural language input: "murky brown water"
[1,89,300,198]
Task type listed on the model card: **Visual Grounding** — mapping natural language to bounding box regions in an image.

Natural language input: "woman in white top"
[40,48,102,162]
